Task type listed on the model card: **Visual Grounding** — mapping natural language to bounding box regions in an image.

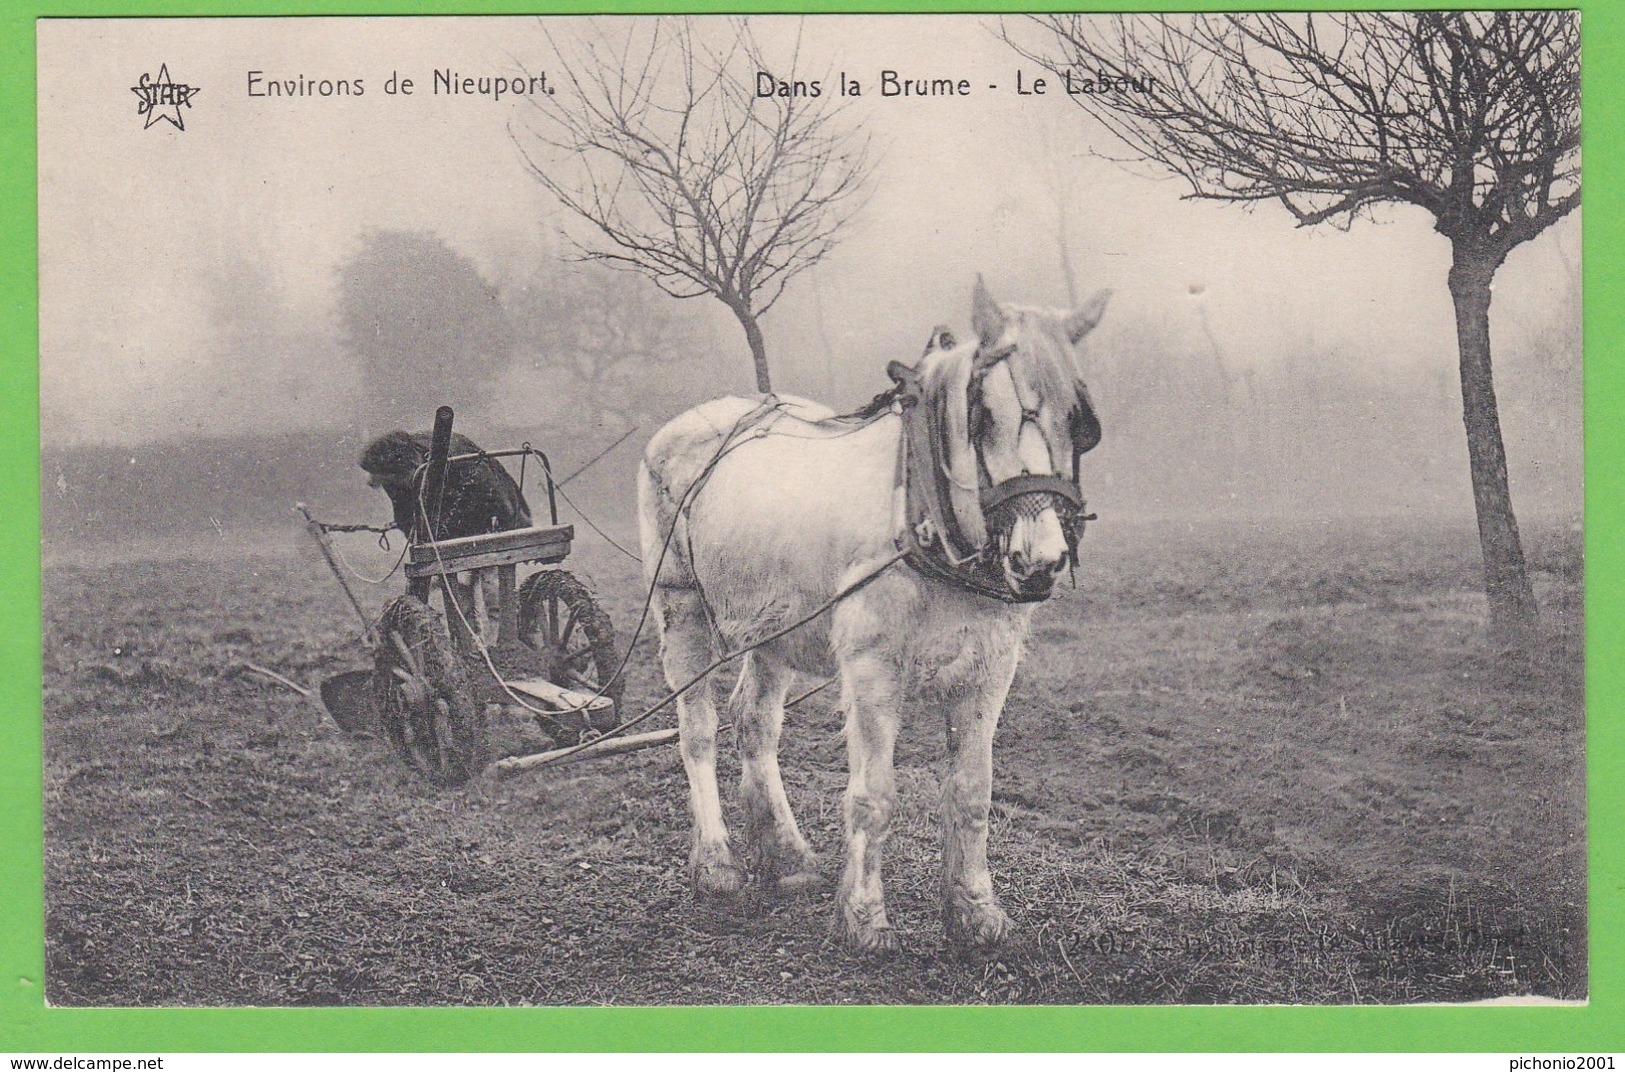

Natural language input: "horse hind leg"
[731,652,820,892]
[655,584,745,897]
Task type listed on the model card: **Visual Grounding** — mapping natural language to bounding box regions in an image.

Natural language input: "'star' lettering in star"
[131,63,200,130]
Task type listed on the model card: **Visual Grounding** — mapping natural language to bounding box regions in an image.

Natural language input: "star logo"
[131,63,200,131]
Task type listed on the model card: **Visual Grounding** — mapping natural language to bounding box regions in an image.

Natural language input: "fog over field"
[35,14,1586,1009]
[38,16,1580,540]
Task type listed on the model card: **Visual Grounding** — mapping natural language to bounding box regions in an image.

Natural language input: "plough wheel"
[373,595,486,786]
[518,569,622,744]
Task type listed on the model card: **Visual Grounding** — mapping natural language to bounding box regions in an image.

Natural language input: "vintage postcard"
[35,11,1583,1013]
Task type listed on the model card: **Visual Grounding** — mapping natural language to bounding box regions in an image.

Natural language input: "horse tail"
[637,446,697,591]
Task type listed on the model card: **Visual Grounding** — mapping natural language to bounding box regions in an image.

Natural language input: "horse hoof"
[692,858,747,897]
[837,905,901,953]
[840,922,900,954]
[775,868,824,894]
[946,902,1014,949]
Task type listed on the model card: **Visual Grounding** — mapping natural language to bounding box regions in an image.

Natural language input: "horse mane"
[829,306,1085,452]
[916,336,988,549]
[842,384,904,422]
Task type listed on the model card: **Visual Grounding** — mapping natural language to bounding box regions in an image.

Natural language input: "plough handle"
[420,405,456,541]
[297,502,378,648]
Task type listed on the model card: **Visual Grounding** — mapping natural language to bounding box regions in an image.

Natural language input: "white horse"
[637,278,1110,950]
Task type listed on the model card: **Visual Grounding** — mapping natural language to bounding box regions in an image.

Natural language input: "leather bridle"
[966,341,1096,576]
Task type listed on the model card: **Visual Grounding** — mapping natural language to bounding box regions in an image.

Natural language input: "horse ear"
[1072,380,1102,457]
[1064,288,1113,345]
[972,275,1006,343]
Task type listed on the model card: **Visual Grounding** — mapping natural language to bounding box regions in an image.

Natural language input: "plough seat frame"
[404,523,575,579]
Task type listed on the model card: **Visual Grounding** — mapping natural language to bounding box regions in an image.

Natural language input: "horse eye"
[938,330,956,349]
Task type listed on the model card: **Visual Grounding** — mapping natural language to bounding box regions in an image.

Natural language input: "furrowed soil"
[41,515,1585,1005]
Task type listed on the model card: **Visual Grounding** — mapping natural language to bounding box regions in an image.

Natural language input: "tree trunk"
[1055,203,1080,309]
[733,305,773,395]
[1447,247,1537,643]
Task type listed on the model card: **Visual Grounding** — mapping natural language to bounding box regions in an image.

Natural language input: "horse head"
[957,276,1110,600]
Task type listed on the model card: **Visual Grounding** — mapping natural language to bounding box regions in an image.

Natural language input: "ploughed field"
[41,515,1585,1005]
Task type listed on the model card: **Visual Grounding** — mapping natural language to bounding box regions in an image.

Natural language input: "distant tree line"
[335,228,723,434]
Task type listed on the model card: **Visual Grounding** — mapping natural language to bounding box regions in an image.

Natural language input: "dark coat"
[361,430,533,542]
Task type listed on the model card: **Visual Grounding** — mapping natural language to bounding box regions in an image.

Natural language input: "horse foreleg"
[835,653,902,952]
[657,586,744,896]
[941,651,1020,949]
[732,654,820,891]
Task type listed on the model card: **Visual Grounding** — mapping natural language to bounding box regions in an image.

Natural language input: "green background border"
[3,0,1617,1053]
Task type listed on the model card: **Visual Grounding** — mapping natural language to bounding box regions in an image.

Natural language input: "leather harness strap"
[885,360,1077,604]
[979,472,1083,516]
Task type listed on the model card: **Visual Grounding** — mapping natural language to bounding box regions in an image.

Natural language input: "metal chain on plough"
[307,518,408,585]
[420,397,906,770]
[332,528,408,586]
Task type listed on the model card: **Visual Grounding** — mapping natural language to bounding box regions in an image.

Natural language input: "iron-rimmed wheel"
[373,595,486,786]
[518,569,622,743]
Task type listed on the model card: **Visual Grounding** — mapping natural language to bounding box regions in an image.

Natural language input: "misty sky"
[38,15,1579,447]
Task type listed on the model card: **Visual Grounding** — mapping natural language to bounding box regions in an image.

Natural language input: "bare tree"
[516,18,875,395]
[1009,12,1579,640]
[337,229,513,429]
[1029,116,1093,309]
[503,264,725,431]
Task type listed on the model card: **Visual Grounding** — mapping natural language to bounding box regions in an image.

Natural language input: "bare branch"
[514,17,874,392]
[1002,11,1578,256]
